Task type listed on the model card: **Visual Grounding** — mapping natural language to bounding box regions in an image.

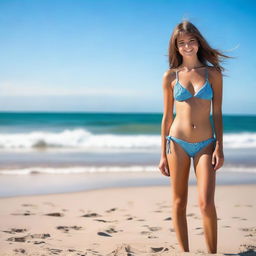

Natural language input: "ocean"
[0,112,256,197]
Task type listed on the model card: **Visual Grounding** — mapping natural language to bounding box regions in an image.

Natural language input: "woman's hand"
[212,146,224,171]
[158,156,170,177]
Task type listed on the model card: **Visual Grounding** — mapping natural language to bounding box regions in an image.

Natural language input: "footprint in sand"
[94,219,108,223]
[3,228,27,234]
[245,234,254,237]
[141,231,151,235]
[86,248,101,254]
[151,247,169,253]
[97,227,123,237]
[148,235,158,239]
[239,227,256,238]
[147,226,162,232]
[106,243,137,255]
[81,212,101,217]
[13,248,26,253]
[94,219,118,223]
[33,241,45,244]
[7,233,50,243]
[239,227,256,232]
[123,213,137,220]
[108,243,171,255]
[67,248,76,252]
[232,216,246,221]
[239,244,256,253]
[11,211,35,216]
[97,231,112,237]
[105,208,118,213]
[164,216,172,221]
[123,214,138,220]
[56,225,82,233]
[136,218,146,222]
[105,227,119,234]
[47,248,63,254]
[140,229,159,239]
[7,237,27,243]
[45,212,64,217]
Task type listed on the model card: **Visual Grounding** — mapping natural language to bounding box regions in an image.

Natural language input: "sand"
[0,184,255,256]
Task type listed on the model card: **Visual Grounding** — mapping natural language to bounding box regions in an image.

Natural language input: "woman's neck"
[180,56,203,70]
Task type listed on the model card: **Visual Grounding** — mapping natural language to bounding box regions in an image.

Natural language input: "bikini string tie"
[166,138,171,154]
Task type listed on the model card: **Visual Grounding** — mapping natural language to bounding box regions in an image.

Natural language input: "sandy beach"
[0,184,255,256]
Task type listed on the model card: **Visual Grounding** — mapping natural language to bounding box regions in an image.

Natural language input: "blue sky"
[0,0,255,114]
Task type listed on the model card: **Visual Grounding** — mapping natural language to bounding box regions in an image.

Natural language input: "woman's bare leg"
[167,140,191,252]
[193,142,217,253]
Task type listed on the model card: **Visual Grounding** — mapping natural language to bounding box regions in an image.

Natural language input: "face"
[176,33,199,57]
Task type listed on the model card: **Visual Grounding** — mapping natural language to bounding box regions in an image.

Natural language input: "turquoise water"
[0,112,255,134]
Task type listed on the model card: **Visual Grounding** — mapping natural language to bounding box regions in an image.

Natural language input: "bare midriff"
[169,98,214,142]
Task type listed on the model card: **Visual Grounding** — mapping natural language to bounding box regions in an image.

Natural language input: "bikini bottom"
[165,135,216,158]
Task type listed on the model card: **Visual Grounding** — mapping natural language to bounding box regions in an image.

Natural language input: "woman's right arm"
[158,69,175,176]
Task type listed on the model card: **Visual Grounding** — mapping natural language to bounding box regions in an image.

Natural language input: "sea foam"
[0,129,256,151]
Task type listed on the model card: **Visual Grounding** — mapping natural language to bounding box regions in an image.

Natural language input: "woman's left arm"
[211,68,224,171]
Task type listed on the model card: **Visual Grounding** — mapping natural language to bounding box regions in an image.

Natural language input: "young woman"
[158,21,230,253]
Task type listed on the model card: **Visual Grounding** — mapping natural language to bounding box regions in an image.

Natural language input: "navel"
[192,123,196,129]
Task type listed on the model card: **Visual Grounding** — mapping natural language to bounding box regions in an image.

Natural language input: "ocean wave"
[0,165,256,175]
[0,166,156,175]
[0,129,159,151]
[0,129,256,151]
[223,132,256,148]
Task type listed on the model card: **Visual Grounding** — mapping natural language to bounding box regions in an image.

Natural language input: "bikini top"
[173,68,213,101]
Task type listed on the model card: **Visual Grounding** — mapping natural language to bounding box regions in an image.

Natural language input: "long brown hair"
[168,20,232,72]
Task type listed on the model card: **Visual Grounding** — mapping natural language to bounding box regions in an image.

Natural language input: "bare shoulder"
[207,66,222,88]
[162,69,177,89]
[208,66,222,80]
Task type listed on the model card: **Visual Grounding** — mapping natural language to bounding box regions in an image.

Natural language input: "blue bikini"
[174,68,213,101]
[166,67,216,158]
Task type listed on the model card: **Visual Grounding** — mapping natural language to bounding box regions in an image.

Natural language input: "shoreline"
[1,170,256,198]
